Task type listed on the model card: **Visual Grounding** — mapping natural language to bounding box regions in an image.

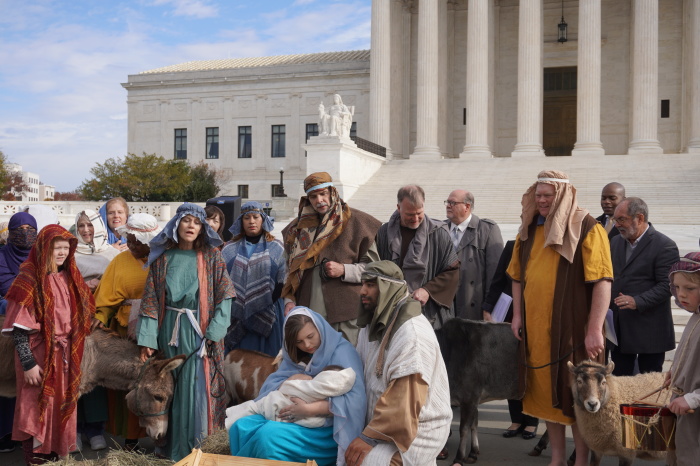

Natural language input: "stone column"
[461,0,492,158]
[512,0,544,157]
[687,0,700,153]
[572,0,604,156]
[628,0,663,154]
[411,0,441,159]
[369,0,393,157]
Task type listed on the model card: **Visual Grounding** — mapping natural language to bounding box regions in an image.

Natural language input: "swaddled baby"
[225,366,356,429]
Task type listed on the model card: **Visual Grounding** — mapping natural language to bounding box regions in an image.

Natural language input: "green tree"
[0,150,9,194]
[80,153,191,202]
[183,162,221,201]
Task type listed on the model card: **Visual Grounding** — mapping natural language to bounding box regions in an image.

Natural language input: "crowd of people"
[0,169,697,466]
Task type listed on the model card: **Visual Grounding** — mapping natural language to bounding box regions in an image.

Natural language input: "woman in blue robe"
[229,307,366,466]
[221,201,286,356]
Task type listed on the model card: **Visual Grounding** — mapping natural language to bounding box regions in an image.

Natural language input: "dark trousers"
[611,348,665,376]
[22,439,58,466]
[507,399,539,428]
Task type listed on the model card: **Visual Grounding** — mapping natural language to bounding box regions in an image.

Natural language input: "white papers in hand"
[604,309,618,346]
[491,292,513,323]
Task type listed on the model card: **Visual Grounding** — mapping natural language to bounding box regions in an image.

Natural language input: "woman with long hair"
[136,203,235,461]
[229,307,366,466]
[221,202,286,356]
[1,225,94,464]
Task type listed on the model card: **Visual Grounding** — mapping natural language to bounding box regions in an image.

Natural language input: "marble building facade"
[123,0,697,200]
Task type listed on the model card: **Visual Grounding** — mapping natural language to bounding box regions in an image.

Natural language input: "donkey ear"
[159,355,186,375]
[567,361,576,373]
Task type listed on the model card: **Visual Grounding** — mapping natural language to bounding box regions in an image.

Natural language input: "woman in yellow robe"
[93,214,161,449]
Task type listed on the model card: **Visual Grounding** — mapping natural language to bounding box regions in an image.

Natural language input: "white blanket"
[225,367,356,430]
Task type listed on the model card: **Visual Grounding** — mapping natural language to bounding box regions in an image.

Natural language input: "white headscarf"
[116,213,162,246]
[74,209,112,255]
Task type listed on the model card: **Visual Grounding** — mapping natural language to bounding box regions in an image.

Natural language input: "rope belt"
[166,306,207,358]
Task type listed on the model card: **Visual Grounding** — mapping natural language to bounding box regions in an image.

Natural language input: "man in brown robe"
[281,172,381,344]
[508,170,612,466]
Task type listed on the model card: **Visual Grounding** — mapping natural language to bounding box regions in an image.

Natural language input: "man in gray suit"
[610,197,679,375]
[444,189,504,320]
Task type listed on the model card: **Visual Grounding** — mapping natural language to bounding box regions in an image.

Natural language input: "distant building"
[6,163,43,202]
[123,51,369,200]
[39,184,55,201]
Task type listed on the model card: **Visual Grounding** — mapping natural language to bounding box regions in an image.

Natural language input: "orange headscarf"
[517,169,588,263]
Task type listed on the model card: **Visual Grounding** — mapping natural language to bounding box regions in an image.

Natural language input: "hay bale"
[199,428,230,455]
[102,448,174,466]
[44,448,174,466]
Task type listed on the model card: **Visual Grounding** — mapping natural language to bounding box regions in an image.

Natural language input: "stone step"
[348,153,700,226]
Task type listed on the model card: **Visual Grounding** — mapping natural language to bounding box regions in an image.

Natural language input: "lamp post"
[278,168,287,197]
[558,0,568,43]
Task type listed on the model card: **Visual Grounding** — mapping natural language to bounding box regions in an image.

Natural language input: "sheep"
[567,360,671,466]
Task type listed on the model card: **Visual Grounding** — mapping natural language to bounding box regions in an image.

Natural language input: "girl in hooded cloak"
[1,225,94,464]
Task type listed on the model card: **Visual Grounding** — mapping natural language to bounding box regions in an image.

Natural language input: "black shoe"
[0,434,16,453]
[436,446,449,460]
[522,427,538,440]
[502,425,524,438]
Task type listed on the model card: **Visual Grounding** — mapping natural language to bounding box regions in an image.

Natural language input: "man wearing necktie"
[444,189,503,321]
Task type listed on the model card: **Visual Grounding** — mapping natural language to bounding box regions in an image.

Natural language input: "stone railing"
[0,201,203,226]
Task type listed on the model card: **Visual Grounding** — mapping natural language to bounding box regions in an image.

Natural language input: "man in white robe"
[345,261,451,466]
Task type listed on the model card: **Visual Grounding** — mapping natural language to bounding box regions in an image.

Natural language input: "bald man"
[444,189,503,320]
[597,182,626,239]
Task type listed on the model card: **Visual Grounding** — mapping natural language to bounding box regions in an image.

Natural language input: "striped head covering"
[669,252,700,311]
[229,201,274,237]
[74,209,111,255]
[282,172,350,301]
[5,224,94,426]
[146,203,222,267]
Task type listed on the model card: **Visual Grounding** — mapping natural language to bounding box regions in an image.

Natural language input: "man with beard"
[597,182,625,239]
[610,197,678,375]
[345,261,451,466]
[282,172,381,344]
[375,185,460,330]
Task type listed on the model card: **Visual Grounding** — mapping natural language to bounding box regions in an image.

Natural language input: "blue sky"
[0,0,372,192]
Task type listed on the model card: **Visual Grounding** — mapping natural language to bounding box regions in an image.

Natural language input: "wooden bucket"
[619,403,676,451]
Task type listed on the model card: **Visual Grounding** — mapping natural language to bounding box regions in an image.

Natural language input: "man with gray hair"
[444,189,504,320]
[610,196,679,375]
[375,185,459,330]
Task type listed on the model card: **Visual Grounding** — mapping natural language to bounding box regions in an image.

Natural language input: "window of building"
[271,125,286,158]
[350,122,357,139]
[175,129,187,159]
[271,184,284,197]
[238,185,249,198]
[206,127,219,159]
[238,126,252,158]
[306,123,319,141]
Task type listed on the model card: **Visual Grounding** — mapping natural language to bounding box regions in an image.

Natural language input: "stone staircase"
[276,152,699,364]
[347,153,700,226]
